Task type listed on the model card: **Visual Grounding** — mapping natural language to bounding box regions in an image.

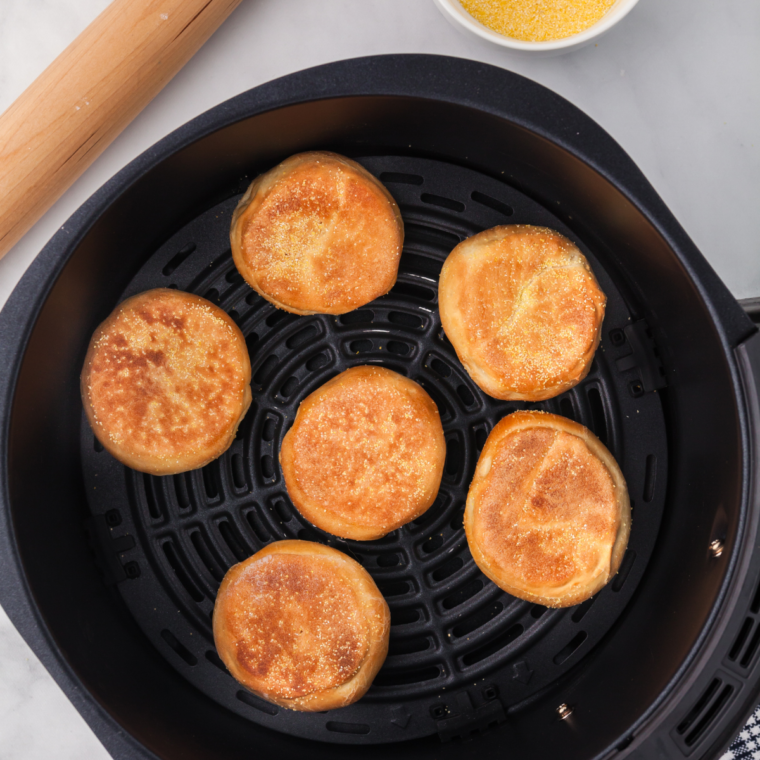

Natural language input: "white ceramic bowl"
[433,0,640,54]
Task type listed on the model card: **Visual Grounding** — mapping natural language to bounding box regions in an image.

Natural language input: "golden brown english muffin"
[230,151,404,315]
[465,411,630,608]
[438,225,606,401]
[81,288,252,475]
[280,365,446,541]
[213,540,390,711]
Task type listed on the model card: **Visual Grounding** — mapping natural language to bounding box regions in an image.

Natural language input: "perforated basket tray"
[82,155,667,744]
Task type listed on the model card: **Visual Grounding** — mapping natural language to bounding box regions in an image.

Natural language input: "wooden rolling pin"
[0,0,242,260]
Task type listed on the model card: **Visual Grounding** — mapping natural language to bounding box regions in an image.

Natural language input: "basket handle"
[0,0,242,261]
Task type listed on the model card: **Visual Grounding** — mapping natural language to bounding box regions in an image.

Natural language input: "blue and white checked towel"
[723,707,760,759]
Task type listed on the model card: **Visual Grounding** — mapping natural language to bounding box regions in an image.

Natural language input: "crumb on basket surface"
[460,0,616,42]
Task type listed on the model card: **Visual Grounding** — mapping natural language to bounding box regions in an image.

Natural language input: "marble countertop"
[0,0,758,757]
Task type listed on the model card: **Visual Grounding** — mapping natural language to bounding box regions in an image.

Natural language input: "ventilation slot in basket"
[162,541,203,602]
[173,474,191,509]
[161,629,197,666]
[190,530,223,582]
[404,222,461,249]
[379,580,413,598]
[390,607,421,626]
[444,435,463,479]
[416,379,451,423]
[387,340,411,356]
[643,455,657,502]
[260,418,276,443]
[412,494,447,528]
[374,666,440,687]
[230,455,246,491]
[560,397,576,421]
[286,325,318,349]
[237,690,278,715]
[279,376,299,398]
[452,602,503,638]
[326,721,370,735]
[379,171,423,185]
[401,252,444,277]
[388,311,423,329]
[391,281,436,302]
[266,310,295,328]
[462,624,524,666]
[253,355,278,386]
[432,556,464,583]
[340,310,373,325]
[430,357,451,377]
[162,242,196,276]
[571,596,596,623]
[388,636,432,656]
[471,191,513,217]
[306,352,329,371]
[553,631,587,665]
[205,649,228,674]
[143,474,164,521]
[245,332,258,353]
[217,520,250,562]
[260,455,274,481]
[297,527,320,543]
[449,506,464,531]
[457,384,475,408]
[245,508,270,543]
[587,387,608,446]
[421,193,465,212]
[350,339,373,354]
[202,462,220,501]
[442,579,483,610]
[422,535,444,555]
[612,549,636,592]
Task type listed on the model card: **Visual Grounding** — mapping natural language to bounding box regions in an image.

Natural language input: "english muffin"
[465,411,630,608]
[230,151,404,315]
[438,225,606,401]
[81,288,251,475]
[213,540,390,711]
[280,365,446,541]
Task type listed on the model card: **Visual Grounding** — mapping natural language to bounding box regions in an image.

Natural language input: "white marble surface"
[0,0,758,757]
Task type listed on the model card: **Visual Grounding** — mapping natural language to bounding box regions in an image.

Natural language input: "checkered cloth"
[723,706,760,759]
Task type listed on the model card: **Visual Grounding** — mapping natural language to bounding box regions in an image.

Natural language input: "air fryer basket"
[1,55,760,760]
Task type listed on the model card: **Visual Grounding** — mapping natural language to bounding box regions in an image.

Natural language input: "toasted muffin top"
[222,553,368,698]
[230,151,404,315]
[81,288,251,475]
[465,411,630,607]
[439,225,606,401]
[213,540,390,711]
[280,365,446,540]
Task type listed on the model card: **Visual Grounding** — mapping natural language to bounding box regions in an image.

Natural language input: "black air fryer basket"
[2,55,760,760]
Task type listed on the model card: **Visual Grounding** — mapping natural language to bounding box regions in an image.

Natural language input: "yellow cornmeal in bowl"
[460,0,616,42]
